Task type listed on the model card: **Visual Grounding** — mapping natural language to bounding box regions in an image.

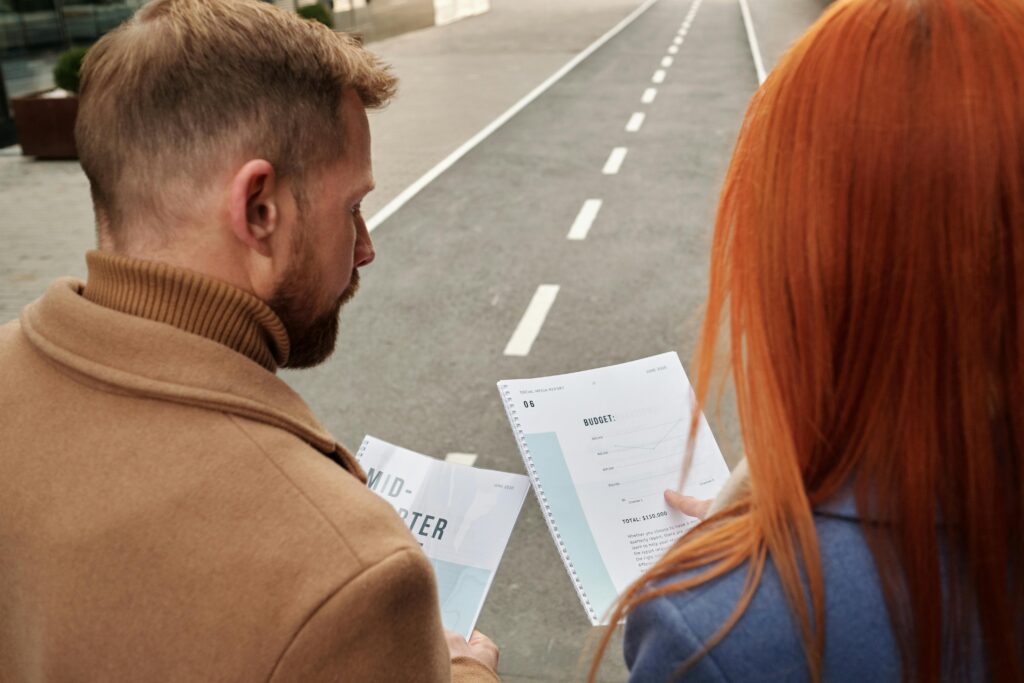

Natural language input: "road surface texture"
[0,0,826,679]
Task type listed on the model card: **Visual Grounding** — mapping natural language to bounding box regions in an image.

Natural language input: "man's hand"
[664,489,712,520]
[445,629,499,673]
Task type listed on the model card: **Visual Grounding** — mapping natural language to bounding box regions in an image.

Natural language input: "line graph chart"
[591,413,698,504]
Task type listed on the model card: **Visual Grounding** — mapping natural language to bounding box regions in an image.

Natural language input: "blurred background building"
[0,0,489,147]
[1,0,144,96]
[276,0,489,42]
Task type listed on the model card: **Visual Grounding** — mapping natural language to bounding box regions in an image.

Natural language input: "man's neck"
[82,250,290,371]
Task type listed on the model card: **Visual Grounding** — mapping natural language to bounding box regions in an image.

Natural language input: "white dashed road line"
[504,285,560,357]
[445,453,479,466]
[567,199,603,241]
[364,0,661,232]
[602,147,628,175]
[502,0,722,359]
[625,112,646,132]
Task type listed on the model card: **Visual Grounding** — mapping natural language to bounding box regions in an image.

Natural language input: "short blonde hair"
[76,0,395,234]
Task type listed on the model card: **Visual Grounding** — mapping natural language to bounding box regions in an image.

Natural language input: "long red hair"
[593,0,1024,679]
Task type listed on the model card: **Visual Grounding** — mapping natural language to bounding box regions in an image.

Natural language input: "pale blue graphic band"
[524,432,618,620]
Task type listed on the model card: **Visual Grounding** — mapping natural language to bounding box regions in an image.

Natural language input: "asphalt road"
[0,0,826,679]
[283,0,823,679]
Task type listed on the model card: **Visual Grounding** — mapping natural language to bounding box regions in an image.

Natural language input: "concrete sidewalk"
[0,0,647,323]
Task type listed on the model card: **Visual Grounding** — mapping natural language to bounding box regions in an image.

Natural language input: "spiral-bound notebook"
[356,436,530,637]
[497,352,730,625]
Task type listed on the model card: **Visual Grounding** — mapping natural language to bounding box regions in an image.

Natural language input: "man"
[0,0,498,679]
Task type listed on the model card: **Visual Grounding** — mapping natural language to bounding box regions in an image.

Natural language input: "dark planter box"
[10,91,79,159]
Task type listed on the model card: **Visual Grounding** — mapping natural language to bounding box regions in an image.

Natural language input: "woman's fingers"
[664,489,713,520]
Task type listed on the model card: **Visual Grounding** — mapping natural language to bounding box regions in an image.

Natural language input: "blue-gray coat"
[623,495,904,681]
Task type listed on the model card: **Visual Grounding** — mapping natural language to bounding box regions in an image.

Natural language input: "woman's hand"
[664,489,712,520]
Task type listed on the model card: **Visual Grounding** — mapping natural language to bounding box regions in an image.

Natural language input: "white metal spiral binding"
[499,382,598,624]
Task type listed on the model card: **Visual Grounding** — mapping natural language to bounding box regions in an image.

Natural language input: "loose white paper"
[498,352,730,624]
[356,435,529,637]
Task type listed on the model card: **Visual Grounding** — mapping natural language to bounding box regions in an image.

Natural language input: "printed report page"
[500,352,729,623]
[356,436,529,637]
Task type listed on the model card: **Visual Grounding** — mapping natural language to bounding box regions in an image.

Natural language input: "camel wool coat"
[0,258,497,682]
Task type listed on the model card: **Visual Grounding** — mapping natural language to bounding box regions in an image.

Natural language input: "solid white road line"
[661,56,674,68]
[365,0,663,232]
[652,69,666,83]
[504,285,560,356]
[668,45,679,54]
[445,452,478,466]
[567,199,603,240]
[738,0,767,84]
[642,87,658,104]
[602,147,628,175]
[673,36,683,45]
[625,111,646,132]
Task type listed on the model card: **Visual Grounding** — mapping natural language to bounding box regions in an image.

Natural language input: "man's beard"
[268,240,360,369]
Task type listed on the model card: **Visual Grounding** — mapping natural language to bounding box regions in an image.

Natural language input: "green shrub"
[53,46,89,94]
[297,3,333,28]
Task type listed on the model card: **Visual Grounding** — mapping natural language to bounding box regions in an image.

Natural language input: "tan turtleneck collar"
[82,250,290,371]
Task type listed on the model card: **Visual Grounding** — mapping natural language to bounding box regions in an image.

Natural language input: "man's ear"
[228,159,279,258]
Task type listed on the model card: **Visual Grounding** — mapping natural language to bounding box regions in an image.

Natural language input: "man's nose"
[355,224,375,268]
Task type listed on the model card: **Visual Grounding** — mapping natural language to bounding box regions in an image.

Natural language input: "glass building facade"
[1,0,146,145]
[2,1,144,56]
[1,0,145,96]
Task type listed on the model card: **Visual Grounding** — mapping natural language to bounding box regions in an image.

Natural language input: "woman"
[593,0,1023,679]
